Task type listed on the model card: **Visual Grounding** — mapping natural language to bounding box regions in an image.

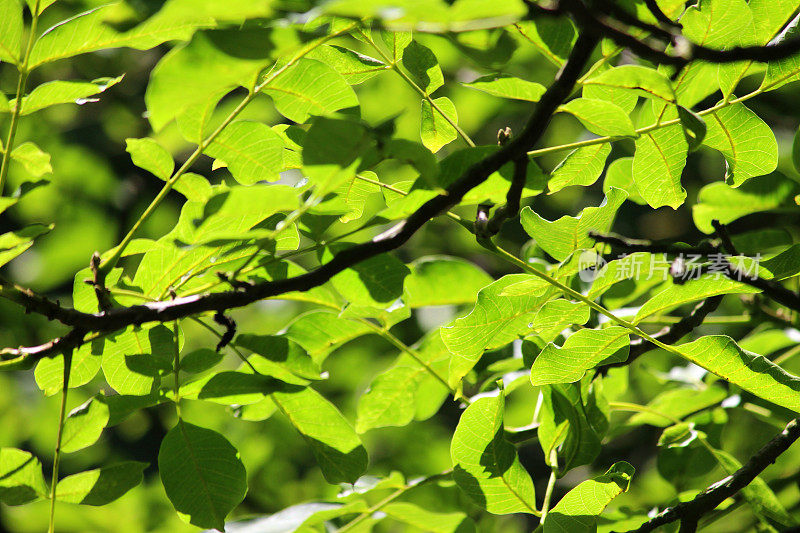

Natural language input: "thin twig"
[618,418,800,533]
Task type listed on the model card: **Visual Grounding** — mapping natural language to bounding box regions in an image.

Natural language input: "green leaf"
[794,127,800,174]
[749,0,800,43]
[15,76,124,115]
[442,274,557,385]
[530,299,591,343]
[544,462,634,532]
[762,14,800,91]
[159,422,247,530]
[11,142,52,176]
[678,335,800,413]
[547,144,612,193]
[558,98,637,137]
[283,311,372,364]
[35,340,103,396]
[324,248,410,308]
[520,187,627,261]
[635,275,759,322]
[179,371,288,405]
[188,184,298,244]
[633,106,687,209]
[402,41,444,94]
[0,223,53,267]
[264,58,359,123]
[356,330,450,432]
[420,96,458,153]
[0,448,48,506]
[126,138,174,180]
[204,121,285,184]
[692,173,799,233]
[462,74,546,101]
[603,157,645,205]
[383,502,476,533]
[626,386,728,427]
[29,1,274,68]
[530,327,630,386]
[452,391,537,515]
[713,450,797,528]
[179,348,223,374]
[702,103,778,186]
[101,325,176,396]
[145,28,273,131]
[512,18,576,67]
[272,386,368,484]
[56,462,146,506]
[583,65,675,103]
[236,335,321,381]
[404,256,493,307]
[308,45,387,84]
[302,117,374,196]
[381,30,413,62]
[677,105,707,152]
[61,396,110,453]
[538,381,606,472]
[0,0,22,64]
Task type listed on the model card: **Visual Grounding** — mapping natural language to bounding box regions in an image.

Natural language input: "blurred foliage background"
[2,0,800,531]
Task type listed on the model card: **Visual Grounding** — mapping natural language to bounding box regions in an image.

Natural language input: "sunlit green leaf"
[264,58,359,123]
[678,336,800,412]
[0,448,48,506]
[61,396,110,453]
[463,74,546,101]
[520,187,627,261]
[159,422,247,530]
[420,96,458,153]
[443,274,557,385]
[0,0,22,65]
[559,98,637,137]
[544,462,634,532]
[404,256,493,307]
[126,138,174,180]
[15,76,124,115]
[56,462,146,506]
[272,386,368,484]
[204,121,285,184]
[702,103,778,186]
[451,391,537,515]
[547,144,612,193]
[530,327,630,386]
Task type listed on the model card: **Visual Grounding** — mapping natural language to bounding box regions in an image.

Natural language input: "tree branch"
[618,418,800,533]
[591,232,800,312]
[565,0,800,68]
[0,32,601,360]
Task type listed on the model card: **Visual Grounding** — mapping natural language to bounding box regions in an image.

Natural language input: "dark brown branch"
[619,418,800,533]
[485,127,529,235]
[643,0,681,29]
[600,295,723,371]
[565,0,800,67]
[592,232,800,312]
[0,328,86,367]
[0,32,601,359]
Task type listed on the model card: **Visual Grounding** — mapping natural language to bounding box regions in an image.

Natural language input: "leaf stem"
[538,451,558,528]
[335,470,452,533]
[48,346,71,533]
[0,0,42,195]
[356,319,463,401]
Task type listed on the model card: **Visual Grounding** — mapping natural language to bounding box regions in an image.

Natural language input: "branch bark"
[0,32,601,362]
[618,418,800,533]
